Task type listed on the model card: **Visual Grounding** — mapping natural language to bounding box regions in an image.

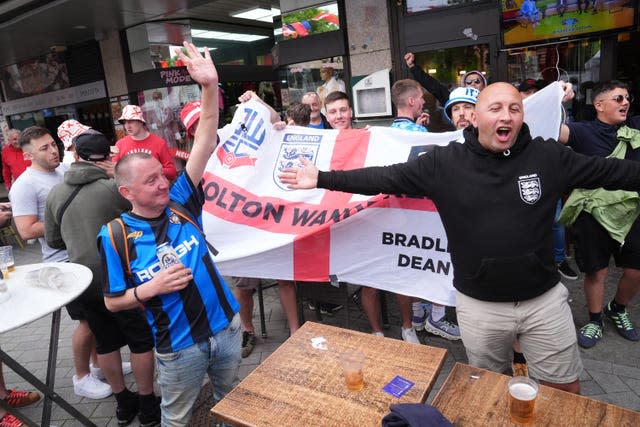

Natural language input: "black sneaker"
[319,303,344,316]
[241,331,257,358]
[116,395,139,427]
[604,302,640,341]
[557,261,578,280]
[138,396,161,427]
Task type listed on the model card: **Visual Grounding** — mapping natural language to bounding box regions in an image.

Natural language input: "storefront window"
[406,0,486,14]
[506,40,601,121]
[126,21,274,72]
[413,44,490,132]
[282,56,346,106]
[136,85,201,155]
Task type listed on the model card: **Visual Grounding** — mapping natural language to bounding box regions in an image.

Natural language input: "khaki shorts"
[456,283,582,384]
[224,277,261,290]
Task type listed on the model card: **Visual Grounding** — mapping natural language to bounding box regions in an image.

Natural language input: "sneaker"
[604,303,640,341]
[577,321,603,348]
[307,301,316,310]
[512,362,529,377]
[412,303,431,331]
[424,315,461,340]
[401,327,420,344]
[90,362,133,381]
[320,303,343,316]
[241,331,257,358]
[557,261,578,280]
[371,331,384,337]
[0,414,23,427]
[73,373,113,400]
[138,396,161,427]
[3,388,40,407]
[116,394,139,427]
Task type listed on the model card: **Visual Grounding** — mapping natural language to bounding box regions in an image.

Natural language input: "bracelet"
[133,286,144,304]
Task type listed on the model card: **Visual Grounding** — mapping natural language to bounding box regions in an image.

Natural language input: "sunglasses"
[465,78,482,85]
[608,94,634,103]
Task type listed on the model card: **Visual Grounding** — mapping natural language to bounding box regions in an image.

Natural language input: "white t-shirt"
[9,165,69,262]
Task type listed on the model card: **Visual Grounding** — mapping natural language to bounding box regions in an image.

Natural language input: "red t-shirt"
[2,144,31,190]
[114,133,177,181]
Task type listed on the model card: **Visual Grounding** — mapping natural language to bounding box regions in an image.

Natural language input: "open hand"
[178,42,218,87]
[278,156,319,189]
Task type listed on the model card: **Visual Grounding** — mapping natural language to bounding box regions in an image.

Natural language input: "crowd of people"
[0,40,638,427]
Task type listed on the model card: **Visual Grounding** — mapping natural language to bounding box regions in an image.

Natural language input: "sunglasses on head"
[609,94,634,103]
[465,78,482,85]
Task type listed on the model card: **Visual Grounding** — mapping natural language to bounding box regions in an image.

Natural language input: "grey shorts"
[456,283,582,384]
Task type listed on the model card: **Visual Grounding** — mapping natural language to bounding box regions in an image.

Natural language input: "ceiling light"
[191,29,268,42]
[428,69,437,74]
[231,7,280,23]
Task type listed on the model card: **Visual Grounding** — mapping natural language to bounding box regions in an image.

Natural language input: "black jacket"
[318,124,640,302]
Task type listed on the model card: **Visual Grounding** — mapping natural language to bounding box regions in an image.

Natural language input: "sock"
[412,301,425,317]
[589,311,603,324]
[114,388,136,408]
[513,351,527,364]
[431,304,445,322]
[139,392,159,413]
[608,300,626,313]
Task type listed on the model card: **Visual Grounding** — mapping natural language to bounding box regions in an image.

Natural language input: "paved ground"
[1,241,639,426]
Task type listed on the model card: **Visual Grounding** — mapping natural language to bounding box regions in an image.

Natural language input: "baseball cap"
[518,78,547,93]
[57,119,91,150]
[180,101,201,137]
[444,87,479,123]
[73,130,111,162]
[118,105,146,124]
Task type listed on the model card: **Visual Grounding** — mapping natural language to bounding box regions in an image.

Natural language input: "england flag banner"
[202,82,564,306]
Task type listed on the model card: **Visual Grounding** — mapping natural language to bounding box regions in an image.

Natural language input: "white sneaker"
[73,373,112,399]
[402,327,420,344]
[372,331,385,337]
[90,362,133,380]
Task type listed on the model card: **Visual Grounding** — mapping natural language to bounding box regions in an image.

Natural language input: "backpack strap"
[106,217,133,280]
[168,201,219,256]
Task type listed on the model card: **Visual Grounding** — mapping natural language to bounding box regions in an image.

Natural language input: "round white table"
[0,262,96,427]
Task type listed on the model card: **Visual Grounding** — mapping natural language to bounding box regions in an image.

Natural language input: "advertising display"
[500,0,637,48]
[280,2,340,40]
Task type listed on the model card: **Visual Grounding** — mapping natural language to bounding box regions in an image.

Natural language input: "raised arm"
[405,52,450,106]
[238,90,281,124]
[558,124,570,145]
[178,42,219,184]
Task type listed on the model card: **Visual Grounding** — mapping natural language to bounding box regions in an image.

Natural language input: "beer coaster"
[382,375,414,397]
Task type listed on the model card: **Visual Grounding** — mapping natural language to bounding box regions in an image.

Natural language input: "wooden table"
[211,321,447,426]
[432,363,640,426]
[0,262,95,427]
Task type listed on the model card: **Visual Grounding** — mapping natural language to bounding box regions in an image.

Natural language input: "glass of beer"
[0,246,14,272]
[340,350,365,391]
[508,376,539,425]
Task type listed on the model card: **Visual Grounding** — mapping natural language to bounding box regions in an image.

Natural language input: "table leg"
[0,309,97,427]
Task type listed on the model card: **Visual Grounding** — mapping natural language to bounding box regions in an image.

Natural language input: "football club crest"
[518,175,541,204]
[274,138,320,191]
[217,107,266,169]
[169,213,181,224]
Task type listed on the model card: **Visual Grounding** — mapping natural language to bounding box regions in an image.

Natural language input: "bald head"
[475,82,522,109]
[471,82,524,153]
